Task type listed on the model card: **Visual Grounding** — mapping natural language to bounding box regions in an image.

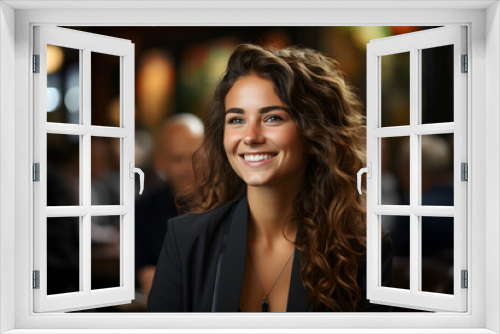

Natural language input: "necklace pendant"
[261,299,269,312]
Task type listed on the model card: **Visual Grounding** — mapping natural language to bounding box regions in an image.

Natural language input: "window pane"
[47,217,80,295]
[421,134,454,206]
[91,52,121,127]
[381,137,409,206]
[382,215,409,290]
[381,52,410,127]
[47,134,80,206]
[421,45,454,124]
[91,137,121,206]
[47,45,80,124]
[421,216,454,294]
[91,215,120,290]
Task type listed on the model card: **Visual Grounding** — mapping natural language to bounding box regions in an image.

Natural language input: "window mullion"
[82,47,92,294]
[409,47,420,294]
[78,48,85,293]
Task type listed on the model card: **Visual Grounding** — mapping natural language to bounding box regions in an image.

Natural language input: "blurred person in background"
[388,135,454,294]
[390,135,454,256]
[135,113,204,304]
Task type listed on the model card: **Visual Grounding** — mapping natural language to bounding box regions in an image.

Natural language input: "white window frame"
[0,1,499,333]
[33,25,136,313]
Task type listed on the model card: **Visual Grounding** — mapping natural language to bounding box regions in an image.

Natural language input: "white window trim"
[0,1,498,333]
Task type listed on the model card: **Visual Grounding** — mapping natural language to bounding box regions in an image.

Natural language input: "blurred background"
[45,26,454,313]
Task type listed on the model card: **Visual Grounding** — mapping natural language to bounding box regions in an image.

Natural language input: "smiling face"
[223,74,307,189]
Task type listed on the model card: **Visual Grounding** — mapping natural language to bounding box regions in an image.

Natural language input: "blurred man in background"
[135,113,204,304]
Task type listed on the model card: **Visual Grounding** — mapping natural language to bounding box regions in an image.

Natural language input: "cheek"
[274,126,303,152]
[223,134,241,176]
[223,131,238,155]
[223,135,230,155]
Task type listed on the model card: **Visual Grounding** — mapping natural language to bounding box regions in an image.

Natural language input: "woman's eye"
[265,115,283,123]
[227,117,244,125]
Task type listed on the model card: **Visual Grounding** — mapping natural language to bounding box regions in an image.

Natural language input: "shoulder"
[166,200,237,246]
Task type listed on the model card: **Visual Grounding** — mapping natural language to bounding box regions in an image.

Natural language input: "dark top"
[148,195,393,312]
[135,183,179,274]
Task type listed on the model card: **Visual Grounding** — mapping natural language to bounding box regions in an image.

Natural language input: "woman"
[148,44,392,312]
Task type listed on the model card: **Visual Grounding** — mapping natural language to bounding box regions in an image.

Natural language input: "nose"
[244,121,265,145]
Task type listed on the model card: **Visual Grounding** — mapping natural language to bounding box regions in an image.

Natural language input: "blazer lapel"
[286,229,314,312]
[214,195,249,311]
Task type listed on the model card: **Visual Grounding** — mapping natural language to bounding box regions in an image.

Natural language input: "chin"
[244,180,266,187]
[242,175,270,187]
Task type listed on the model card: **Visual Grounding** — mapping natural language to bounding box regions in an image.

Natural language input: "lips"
[238,152,278,165]
[242,153,277,162]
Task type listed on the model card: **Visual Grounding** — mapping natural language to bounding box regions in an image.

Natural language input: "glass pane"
[421,216,454,294]
[381,52,410,127]
[421,45,454,124]
[382,215,410,290]
[91,215,120,290]
[47,134,80,206]
[91,52,121,127]
[47,45,80,124]
[47,217,80,295]
[91,137,121,206]
[421,134,454,206]
[381,137,409,206]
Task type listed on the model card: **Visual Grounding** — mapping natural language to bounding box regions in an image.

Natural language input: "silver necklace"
[249,248,295,312]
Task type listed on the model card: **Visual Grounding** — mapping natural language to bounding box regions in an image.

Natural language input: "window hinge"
[33,163,40,182]
[461,270,468,289]
[33,54,40,73]
[33,270,40,289]
[461,162,468,181]
[461,54,468,73]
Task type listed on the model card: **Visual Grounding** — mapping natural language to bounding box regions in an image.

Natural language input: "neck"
[246,183,299,247]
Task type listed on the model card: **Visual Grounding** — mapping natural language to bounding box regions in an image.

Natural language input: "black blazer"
[148,195,393,312]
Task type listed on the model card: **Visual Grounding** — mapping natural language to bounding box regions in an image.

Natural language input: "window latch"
[357,162,372,195]
[129,162,144,195]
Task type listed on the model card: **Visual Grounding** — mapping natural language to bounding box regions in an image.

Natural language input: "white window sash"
[32,25,136,313]
[366,26,468,312]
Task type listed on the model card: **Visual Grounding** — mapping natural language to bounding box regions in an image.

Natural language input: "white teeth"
[243,154,275,162]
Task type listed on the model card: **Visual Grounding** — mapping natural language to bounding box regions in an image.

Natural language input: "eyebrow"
[224,106,290,115]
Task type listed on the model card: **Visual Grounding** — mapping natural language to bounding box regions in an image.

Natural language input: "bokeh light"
[64,87,79,113]
[47,45,65,74]
[46,87,61,112]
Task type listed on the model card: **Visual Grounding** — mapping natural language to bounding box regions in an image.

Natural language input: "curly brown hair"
[186,44,367,311]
